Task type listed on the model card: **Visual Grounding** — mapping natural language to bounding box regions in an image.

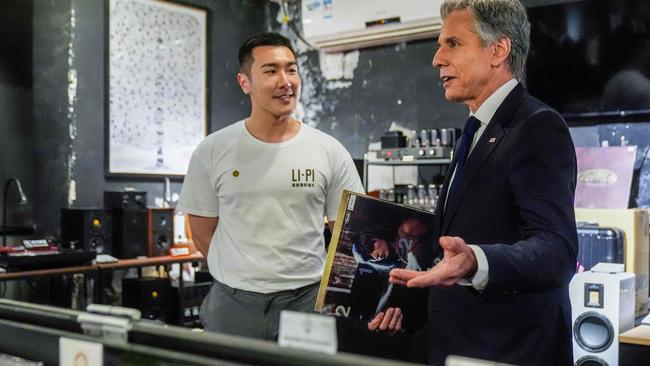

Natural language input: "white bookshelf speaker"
[569,263,635,366]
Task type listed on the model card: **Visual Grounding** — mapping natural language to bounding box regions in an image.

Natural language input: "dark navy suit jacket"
[428,84,578,366]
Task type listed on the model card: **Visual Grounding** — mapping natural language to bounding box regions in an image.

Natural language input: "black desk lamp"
[2,178,28,246]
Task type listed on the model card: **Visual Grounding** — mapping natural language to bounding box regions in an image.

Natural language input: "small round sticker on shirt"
[232,170,239,177]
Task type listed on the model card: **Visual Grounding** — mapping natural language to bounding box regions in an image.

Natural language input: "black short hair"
[238,32,296,75]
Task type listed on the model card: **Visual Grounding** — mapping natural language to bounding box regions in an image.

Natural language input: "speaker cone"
[575,355,609,366]
[157,235,169,249]
[89,237,106,254]
[574,311,615,352]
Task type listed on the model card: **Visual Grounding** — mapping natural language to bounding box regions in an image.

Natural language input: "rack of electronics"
[364,128,457,212]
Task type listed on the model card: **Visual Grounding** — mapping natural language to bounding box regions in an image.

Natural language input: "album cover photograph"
[316,190,435,331]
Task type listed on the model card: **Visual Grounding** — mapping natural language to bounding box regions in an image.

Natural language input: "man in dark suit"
[385,0,578,365]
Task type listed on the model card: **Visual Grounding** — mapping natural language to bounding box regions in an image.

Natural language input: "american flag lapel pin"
[489,137,497,143]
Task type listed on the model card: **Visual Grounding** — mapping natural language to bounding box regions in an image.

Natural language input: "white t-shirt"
[178,120,364,293]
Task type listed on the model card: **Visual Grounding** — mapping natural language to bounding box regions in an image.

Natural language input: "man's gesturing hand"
[389,236,477,288]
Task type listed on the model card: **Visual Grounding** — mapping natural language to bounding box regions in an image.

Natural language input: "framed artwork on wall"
[106,0,208,178]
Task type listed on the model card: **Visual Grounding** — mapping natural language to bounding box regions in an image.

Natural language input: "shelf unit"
[363,156,451,192]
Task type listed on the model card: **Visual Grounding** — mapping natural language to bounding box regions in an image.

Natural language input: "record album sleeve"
[575,146,636,208]
[316,190,435,331]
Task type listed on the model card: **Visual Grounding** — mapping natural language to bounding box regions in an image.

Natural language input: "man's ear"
[237,72,251,95]
[491,36,511,68]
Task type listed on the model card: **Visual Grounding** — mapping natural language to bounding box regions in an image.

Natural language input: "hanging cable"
[281,0,316,51]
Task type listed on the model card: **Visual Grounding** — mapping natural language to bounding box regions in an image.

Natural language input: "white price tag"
[59,337,103,366]
[278,310,337,355]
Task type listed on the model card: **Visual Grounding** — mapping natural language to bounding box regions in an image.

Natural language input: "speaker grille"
[111,208,147,259]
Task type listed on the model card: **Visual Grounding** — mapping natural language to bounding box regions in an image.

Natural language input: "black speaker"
[61,208,112,255]
[171,281,212,327]
[147,208,174,257]
[111,208,148,259]
[194,268,213,283]
[104,191,147,210]
[122,277,172,322]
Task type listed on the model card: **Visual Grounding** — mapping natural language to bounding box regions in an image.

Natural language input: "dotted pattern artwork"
[108,0,206,175]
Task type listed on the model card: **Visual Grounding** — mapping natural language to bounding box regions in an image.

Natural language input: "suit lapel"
[442,124,504,231]
[441,84,528,233]
[433,154,456,237]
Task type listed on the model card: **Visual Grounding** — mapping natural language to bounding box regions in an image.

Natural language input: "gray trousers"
[200,280,320,341]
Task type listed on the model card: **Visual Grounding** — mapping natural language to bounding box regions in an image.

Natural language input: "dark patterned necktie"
[446,116,481,207]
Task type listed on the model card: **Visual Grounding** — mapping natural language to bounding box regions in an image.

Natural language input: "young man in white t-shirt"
[177,32,363,340]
